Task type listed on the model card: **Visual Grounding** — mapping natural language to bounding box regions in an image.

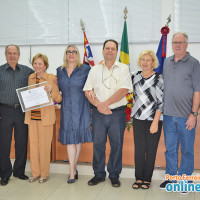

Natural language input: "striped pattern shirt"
[0,63,34,104]
[31,78,41,120]
[131,71,164,121]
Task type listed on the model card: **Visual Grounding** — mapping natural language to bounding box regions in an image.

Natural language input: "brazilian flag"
[119,21,129,65]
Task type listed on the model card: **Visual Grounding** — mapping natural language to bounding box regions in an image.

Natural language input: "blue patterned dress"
[57,64,92,145]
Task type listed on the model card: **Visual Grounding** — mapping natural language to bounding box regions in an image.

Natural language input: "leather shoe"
[75,170,78,180]
[14,174,29,180]
[67,178,75,184]
[1,177,10,186]
[110,178,121,187]
[88,176,105,186]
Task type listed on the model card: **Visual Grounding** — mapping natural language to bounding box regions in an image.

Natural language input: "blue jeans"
[163,115,196,176]
[92,107,126,179]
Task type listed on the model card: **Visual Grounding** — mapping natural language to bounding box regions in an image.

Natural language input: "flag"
[154,26,170,74]
[119,21,130,65]
[83,31,95,67]
[119,19,132,125]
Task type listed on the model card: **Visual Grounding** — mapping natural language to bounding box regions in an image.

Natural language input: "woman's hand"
[44,85,52,93]
[150,120,158,134]
[89,90,98,101]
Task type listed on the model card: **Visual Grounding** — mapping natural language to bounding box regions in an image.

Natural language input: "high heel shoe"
[67,176,75,184]
[75,170,78,180]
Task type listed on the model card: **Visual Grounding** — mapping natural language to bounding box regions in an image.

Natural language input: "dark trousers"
[92,108,126,179]
[0,104,28,178]
[133,118,162,182]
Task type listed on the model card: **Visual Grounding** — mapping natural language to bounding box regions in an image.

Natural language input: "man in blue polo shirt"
[160,32,200,189]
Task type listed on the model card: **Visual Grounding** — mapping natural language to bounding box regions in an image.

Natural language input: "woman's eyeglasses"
[66,50,77,55]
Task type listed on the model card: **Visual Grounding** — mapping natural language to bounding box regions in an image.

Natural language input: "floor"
[0,171,200,200]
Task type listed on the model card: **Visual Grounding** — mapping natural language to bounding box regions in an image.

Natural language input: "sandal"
[132,181,142,189]
[141,182,150,189]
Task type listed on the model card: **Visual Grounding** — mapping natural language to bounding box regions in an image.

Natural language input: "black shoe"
[67,178,75,184]
[88,176,105,186]
[14,174,29,180]
[110,178,121,187]
[159,180,172,189]
[1,177,10,186]
[75,170,78,180]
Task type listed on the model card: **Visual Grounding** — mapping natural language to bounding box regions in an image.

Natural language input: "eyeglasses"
[102,67,117,89]
[172,41,187,45]
[66,50,77,55]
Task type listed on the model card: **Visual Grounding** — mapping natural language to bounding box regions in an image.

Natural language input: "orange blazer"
[24,71,62,126]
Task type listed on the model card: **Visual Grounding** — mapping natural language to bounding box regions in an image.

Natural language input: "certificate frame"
[16,81,53,112]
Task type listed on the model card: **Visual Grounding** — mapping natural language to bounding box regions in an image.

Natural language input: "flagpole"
[80,19,85,32]
[124,6,128,21]
[165,14,171,27]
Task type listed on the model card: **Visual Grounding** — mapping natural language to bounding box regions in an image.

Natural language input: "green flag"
[119,21,129,65]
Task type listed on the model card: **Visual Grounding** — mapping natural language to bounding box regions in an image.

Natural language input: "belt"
[111,106,126,112]
[0,103,21,109]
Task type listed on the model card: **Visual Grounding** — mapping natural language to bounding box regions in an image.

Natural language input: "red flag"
[83,31,95,67]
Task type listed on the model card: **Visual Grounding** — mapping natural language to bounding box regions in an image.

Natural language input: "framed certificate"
[16,81,53,112]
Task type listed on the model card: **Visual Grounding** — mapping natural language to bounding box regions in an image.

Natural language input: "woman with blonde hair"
[57,45,92,183]
[131,49,163,189]
[25,53,62,183]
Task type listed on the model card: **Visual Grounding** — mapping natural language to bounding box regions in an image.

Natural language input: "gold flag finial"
[124,6,128,20]
[80,19,85,31]
[165,14,171,27]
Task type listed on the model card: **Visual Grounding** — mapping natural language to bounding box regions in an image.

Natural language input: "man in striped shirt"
[0,45,34,186]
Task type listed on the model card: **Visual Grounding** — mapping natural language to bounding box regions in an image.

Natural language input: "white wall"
[0,0,199,75]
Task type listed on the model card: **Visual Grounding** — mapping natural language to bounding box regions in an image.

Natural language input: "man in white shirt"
[83,39,133,187]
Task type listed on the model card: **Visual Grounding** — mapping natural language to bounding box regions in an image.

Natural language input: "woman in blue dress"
[57,44,92,183]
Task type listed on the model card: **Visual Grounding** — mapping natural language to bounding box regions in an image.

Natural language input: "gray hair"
[5,44,20,55]
[172,31,188,42]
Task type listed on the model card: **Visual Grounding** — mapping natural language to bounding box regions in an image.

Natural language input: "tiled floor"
[0,172,199,200]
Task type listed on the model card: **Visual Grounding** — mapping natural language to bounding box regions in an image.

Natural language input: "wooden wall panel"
[10,107,200,169]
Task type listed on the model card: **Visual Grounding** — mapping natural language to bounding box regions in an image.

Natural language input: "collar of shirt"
[29,71,49,81]
[5,63,20,71]
[170,52,191,62]
[102,60,120,69]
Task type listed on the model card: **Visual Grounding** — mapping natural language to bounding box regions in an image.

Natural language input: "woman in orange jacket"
[25,53,62,183]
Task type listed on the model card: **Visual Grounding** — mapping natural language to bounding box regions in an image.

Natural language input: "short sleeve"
[192,61,200,92]
[83,67,94,91]
[119,65,133,93]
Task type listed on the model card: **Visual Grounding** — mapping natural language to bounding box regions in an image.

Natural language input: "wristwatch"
[191,111,198,117]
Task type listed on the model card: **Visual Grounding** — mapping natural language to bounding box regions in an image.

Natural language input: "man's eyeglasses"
[66,50,77,55]
[172,41,187,45]
[102,67,117,89]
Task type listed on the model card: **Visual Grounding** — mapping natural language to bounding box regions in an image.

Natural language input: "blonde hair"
[62,44,82,68]
[137,49,159,69]
[32,53,49,69]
